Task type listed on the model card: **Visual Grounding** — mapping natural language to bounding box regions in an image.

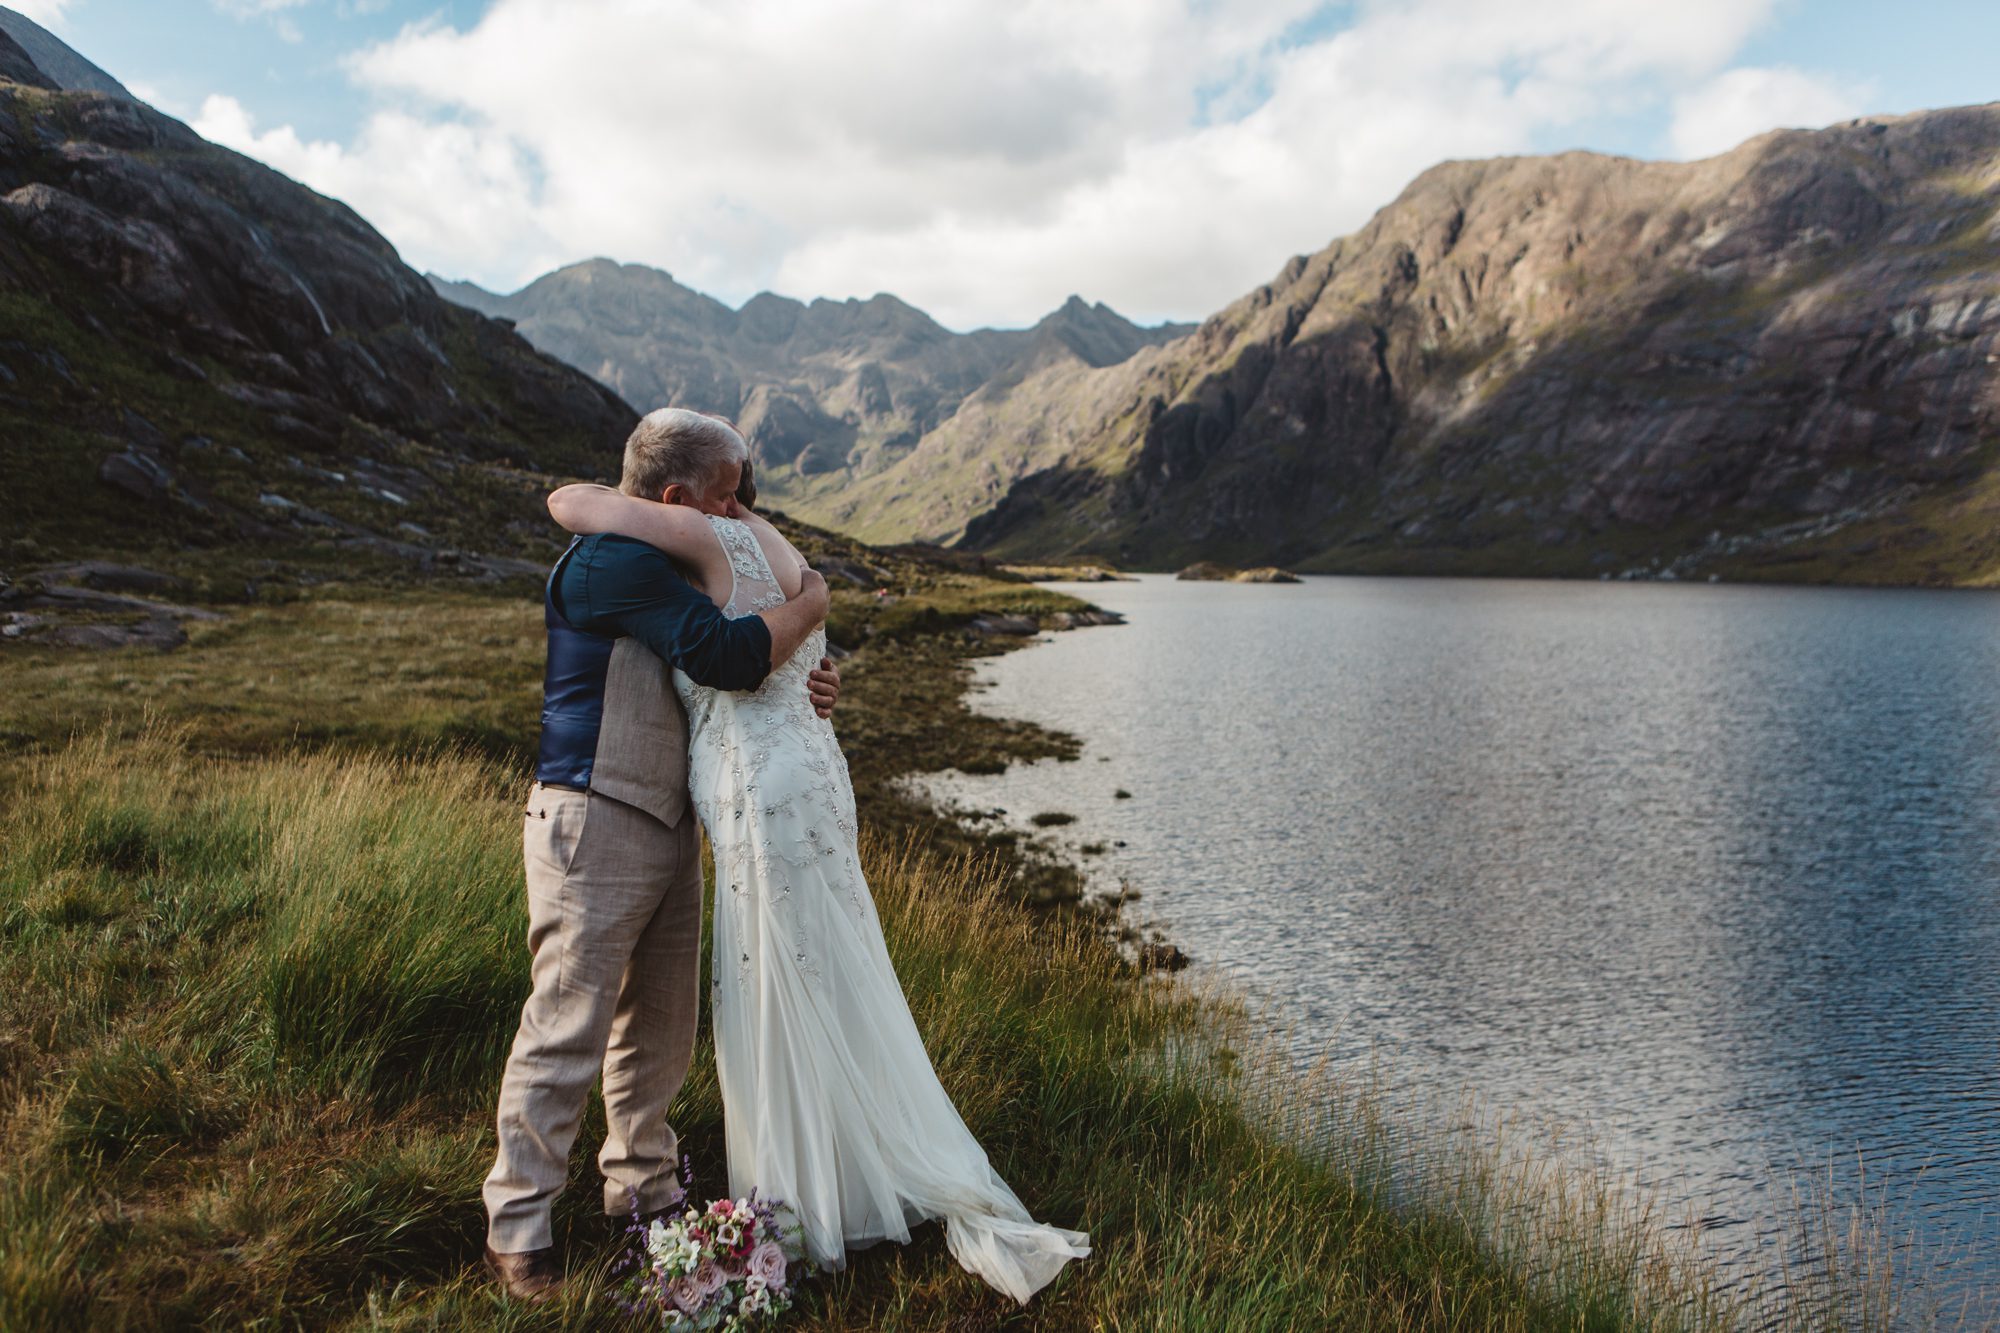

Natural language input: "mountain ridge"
[917,104,2000,584]
[426,259,1192,516]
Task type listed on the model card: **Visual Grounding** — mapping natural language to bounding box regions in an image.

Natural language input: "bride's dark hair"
[736,457,757,511]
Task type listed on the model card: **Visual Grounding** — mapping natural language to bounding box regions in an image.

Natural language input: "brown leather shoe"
[484,1244,563,1303]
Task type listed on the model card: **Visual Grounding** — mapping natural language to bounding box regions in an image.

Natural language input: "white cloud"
[1667,65,1870,160]
[210,0,308,44]
[212,0,309,15]
[193,93,565,280]
[7,0,75,27]
[190,0,1862,328]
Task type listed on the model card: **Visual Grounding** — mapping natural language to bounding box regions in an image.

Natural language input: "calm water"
[918,575,2000,1308]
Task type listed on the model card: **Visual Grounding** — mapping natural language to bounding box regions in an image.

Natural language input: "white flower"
[715,1221,742,1247]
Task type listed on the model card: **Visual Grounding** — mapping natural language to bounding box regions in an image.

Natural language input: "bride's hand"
[545,482,718,566]
[547,483,627,534]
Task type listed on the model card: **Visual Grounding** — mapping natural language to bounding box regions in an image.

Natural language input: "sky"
[11,0,2000,330]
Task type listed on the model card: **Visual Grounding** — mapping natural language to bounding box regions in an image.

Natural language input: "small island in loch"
[1175,561,1303,583]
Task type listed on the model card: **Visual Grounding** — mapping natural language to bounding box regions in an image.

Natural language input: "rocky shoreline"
[909,601,1192,974]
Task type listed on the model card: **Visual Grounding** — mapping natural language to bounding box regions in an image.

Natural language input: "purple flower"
[692,1257,727,1296]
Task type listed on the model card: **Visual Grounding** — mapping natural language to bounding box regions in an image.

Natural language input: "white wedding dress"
[672,514,1090,1305]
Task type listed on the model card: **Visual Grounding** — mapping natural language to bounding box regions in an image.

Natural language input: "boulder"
[816,555,882,588]
[32,561,187,595]
[968,614,1038,636]
[97,446,174,502]
[39,618,188,650]
[1050,609,1126,629]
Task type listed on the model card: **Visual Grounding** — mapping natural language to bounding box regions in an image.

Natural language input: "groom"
[482,409,839,1302]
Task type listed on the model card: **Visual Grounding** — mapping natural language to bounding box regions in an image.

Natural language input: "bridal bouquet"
[614,1186,805,1329]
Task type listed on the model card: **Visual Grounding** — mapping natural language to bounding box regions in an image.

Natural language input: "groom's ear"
[659,483,688,507]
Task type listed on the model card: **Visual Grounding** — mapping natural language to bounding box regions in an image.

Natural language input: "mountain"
[0,6,130,99]
[923,104,2000,583]
[0,13,635,588]
[426,261,1191,523]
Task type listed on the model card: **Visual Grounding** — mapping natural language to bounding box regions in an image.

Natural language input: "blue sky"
[16,1,2000,327]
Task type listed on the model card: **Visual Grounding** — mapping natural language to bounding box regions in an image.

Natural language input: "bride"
[546,449,1089,1306]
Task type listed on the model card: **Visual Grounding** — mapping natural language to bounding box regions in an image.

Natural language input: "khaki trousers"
[483,782,703,1253]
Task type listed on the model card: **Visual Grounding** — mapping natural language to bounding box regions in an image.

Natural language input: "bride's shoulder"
[705,511,757,546]
[706,512,768,570]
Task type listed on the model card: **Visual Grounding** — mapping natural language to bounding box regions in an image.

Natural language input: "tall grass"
[0,730,1932,1329]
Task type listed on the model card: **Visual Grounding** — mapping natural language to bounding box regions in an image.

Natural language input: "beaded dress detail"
[672,514,1089,1304]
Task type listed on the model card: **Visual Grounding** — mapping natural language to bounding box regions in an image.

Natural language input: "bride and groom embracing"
[480,408,1090,1307]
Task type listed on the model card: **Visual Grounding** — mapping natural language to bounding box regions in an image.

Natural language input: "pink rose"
[747,1241,788,1289]
[667,1275,706,1314]
[719,1254,748,1279]
[693,1258,727,1296]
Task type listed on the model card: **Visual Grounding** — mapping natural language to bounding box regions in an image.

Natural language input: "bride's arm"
[547,483,722,565]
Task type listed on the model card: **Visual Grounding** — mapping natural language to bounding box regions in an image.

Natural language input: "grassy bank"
[0,566,1913,1329]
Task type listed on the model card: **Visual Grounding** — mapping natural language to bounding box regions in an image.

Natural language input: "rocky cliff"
[429,261,1189,528]
[0,20,635,590]
[901,104,2000,584]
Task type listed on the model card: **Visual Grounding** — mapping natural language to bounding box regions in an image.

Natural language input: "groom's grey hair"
[619,408,748,500]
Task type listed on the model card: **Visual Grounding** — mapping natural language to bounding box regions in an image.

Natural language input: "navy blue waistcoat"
[535,539,616,788]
